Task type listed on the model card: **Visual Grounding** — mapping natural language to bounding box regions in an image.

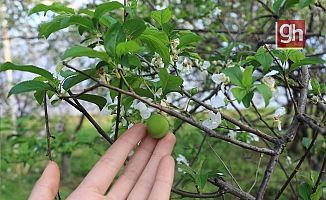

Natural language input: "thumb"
[29,161,60,200]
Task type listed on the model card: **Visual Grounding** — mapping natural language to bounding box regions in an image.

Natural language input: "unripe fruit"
[146,114,169,139]
[190,88,198,95]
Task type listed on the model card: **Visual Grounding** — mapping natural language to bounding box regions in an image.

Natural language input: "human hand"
[29,124,176,200]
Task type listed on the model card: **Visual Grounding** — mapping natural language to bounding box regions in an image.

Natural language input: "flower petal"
[211,96,225,108]
[264,70,279,77]
[273,107,286,118]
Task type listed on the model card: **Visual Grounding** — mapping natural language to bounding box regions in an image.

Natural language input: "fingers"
[28,161,60,200]
[148,155,175,200]
[69,124,148,197]
[127,132,176,200]
[106,134,158,199]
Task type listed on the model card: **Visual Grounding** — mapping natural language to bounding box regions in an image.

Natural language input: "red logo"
[276,20,306,49]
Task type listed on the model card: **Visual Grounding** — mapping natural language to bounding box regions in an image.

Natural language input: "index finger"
[72,124,148,195]
[28,161,60,200]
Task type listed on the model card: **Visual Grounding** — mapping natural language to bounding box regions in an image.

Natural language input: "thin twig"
[207,141,242,190]
[62,98,114,144]
[312,156,326,192]
[114,77,123,141]
[251,101,279,137]
[43,90,54,160]
[248,153,263,193]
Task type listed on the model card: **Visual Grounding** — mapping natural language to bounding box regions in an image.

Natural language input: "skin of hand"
[28,124,176,200]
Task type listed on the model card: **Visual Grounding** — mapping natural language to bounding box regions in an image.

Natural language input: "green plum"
[146,114,169,139]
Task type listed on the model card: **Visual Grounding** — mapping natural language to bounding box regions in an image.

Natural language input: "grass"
[0,113,312,200]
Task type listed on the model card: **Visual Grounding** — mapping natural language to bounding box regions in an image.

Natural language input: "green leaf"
[284,0,299,11]
[290,57,325,71]
[94,1,124,19]
[178,165,194,175]
[62,15,93,31]
[34,90,45,105]
[273,0,284,13]
[8,80,53,97]
[99,15,117,28]
[119,53,142,68]
[288,50,305,63]
[207,170,224,178]
[76,94,107,110]
[311,171,319,186]
[62,68,96,90]
[318,181,326,188]
[310,187,323,200]
[255,47,273,73]
[158,68,184,95]
[242,66,253,87]
[178,33,205,49]
[38,15,70,38]
[242,92,254,108]
[299,182,312,200]
[62,46,109,61]
[124,96,135,111]
[191,173,208,190]
[104,23,126,59]
[116,41,141,57]
[222,67,243,87]
[0,62,54,82]
[299,0,313,9]
[28,2,75,16]
[133,88,154,99]
[232,87,246,102]
[196,158,206,174]
[311,78,321,94]
[78,8,94,16]
[123,18,146,39]
[139,33,170,65]
[302,137,312,149]
[181,173,195,188]
[255,84,272,107]
[174,118,183,130]
[151,8,172,27]
[218,42,251,59]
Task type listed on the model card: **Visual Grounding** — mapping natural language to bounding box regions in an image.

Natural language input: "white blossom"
[151,52,164,68]
[202,111,222,130]
[94,45,105,52]
[134,102,151,119]
[110,125,116,138]
[176,154,189,173]
[128,123,134,129]
[212,7,222,17]
[272,107,286,131]
[212,73,230,92]
[249,133,259,142]
[121,117,127,126]
[211,95,225,108]
[155,88,163,98]
[101,106,112,116]
[233,2,241,8]
[228,130,237,138]
[176,57,193,74]
[171,38,180,47]
[262,70,279,97]
[286,156,292,166]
